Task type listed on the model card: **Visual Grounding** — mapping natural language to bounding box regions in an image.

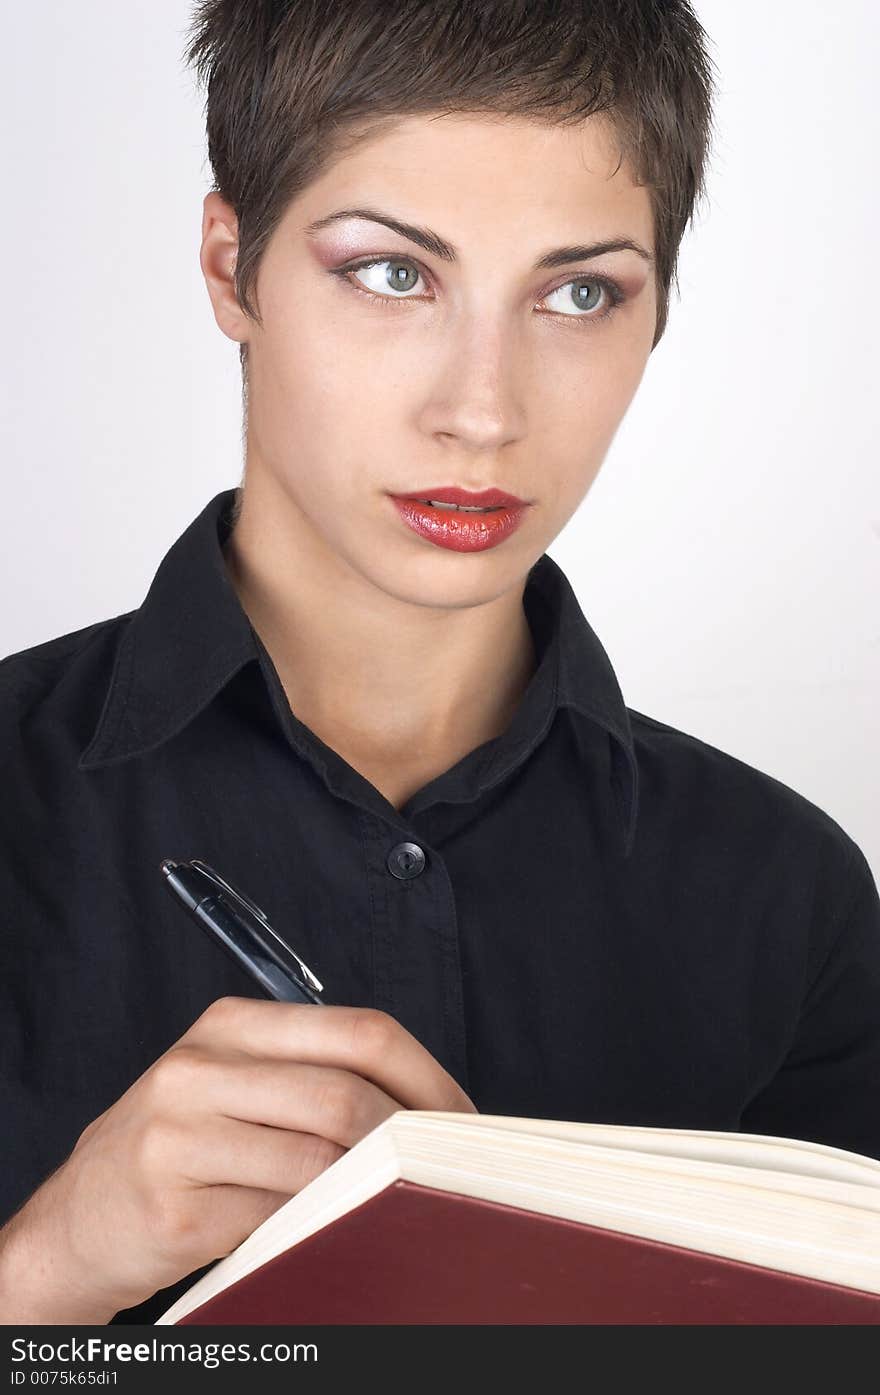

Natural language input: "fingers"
[174,1115,348,1193]
[184,998,476,1115]
[167,1054,405,1146]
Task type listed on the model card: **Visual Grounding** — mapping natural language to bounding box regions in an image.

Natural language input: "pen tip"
[160,858,177,876]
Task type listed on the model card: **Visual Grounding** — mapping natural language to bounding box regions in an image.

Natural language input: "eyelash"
[329,255,627,327]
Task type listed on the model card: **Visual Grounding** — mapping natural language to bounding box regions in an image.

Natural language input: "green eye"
[547,278,609,315]
[332,256,626,326]
[343,257,425,298]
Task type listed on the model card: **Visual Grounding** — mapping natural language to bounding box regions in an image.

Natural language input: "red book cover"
[172,1179,880,1325]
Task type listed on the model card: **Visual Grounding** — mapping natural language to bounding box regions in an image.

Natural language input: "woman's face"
[206,112,657,609]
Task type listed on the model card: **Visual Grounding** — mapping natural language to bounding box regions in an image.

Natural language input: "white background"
[1,2,877,873]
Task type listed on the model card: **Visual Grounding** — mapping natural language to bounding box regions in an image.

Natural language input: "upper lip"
[390,486,529,508]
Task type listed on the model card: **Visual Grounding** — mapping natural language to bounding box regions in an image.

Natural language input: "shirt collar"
[79,489,639,856]
[528,553,640,858]
[78,491,260,774]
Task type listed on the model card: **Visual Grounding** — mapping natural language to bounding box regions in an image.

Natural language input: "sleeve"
[739,841,880,1161]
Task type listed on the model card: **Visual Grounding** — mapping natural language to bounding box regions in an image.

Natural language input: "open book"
[157,1112,880,1325]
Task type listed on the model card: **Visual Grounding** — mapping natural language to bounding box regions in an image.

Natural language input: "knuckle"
[348,1008,398,1062]
[200,995,247,1030]
[145,1187,201,1252]
[149,1045,207,1098]
[73,1113,103,1151]
[298,1134,346,1185]
[317,1072,362,1142]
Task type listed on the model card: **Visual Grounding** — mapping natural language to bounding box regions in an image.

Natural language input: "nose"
[417,317,528,455]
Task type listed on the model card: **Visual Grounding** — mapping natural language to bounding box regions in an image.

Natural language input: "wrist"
[0,1191,117,1326]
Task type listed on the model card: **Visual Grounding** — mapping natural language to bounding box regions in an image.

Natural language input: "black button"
[386,841,427,880]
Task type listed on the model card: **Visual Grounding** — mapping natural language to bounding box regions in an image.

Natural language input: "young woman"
[1,1,877,1326]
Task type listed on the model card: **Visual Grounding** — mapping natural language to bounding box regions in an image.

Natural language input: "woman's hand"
[0,998,476,1323]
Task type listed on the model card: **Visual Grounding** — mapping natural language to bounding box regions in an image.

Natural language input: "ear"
[199,191,249,346]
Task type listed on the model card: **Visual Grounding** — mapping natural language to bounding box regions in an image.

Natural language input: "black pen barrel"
[160,861,322,1005]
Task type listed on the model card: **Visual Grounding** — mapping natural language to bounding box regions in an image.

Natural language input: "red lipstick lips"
[393,485,527,508]
[388,485,530,552]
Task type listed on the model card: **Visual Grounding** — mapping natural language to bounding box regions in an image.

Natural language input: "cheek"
[542,452,606,515]
[253,314,386,511]
[533,350,641,507]
[260,307,377,438]
[539,344,636,438]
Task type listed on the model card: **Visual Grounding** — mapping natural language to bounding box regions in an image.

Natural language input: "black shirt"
[2,487,879,1324]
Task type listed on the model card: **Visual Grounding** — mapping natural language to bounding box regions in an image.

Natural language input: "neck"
[221,474,537,805]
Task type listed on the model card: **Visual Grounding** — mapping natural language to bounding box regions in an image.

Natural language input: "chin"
[355,546,530,612]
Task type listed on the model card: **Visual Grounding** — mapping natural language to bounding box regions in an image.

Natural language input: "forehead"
[287,111,653,249]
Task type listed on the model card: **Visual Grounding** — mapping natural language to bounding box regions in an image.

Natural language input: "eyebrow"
[303,206,654,270]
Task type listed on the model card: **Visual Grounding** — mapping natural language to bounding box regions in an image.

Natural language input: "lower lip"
[389,498,528,552]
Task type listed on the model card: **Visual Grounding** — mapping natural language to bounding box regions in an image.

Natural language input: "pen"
[159,857,325,1005]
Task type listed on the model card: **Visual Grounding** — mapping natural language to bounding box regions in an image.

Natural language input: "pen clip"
[187,858,324,995]
[189,858,270,924]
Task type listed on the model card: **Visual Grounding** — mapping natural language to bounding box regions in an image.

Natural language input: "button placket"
[358,814,467,1091]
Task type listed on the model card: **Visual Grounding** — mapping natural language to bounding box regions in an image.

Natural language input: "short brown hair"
[184,0,717,399]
